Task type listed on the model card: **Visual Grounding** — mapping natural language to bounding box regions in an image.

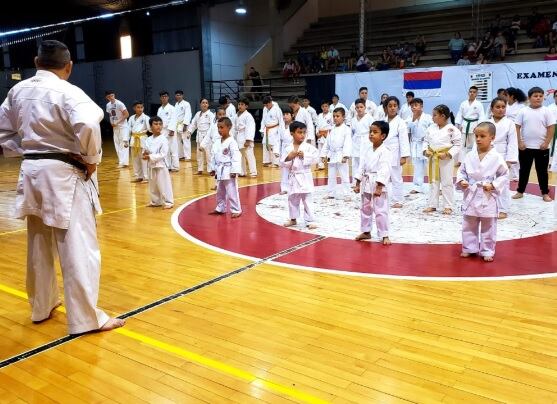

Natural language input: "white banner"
[335,60,557,116]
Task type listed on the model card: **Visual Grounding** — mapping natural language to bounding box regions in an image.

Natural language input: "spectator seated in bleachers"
[411,35,426,66]
[476,52,488,64]
[327,46,340,71]
[377,48,393,71]
[544,46,557,60]
[509,15,521,52]
[282,59,295,80]
[456,54,471,65]
[490,31,508,61]
[448,32,466,63]
[475,32,494,59]
[347,46,358,71]
[356,53,372,72]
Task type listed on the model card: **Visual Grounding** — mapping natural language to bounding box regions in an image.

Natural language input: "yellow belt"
[428,146,451,183]
[131,132,146,151]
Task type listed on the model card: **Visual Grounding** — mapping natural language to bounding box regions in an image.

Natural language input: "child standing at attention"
[423,105,461,214]
[143,116,174,209]
[457,122,509,262]
[321,107,352,201]
[513,86,556,202]
[282,121,320,229]
[316,100,333,170]
[209,117,242,218]
[354,121,392,245]
[274,108,295,195]
[487,97,518,219]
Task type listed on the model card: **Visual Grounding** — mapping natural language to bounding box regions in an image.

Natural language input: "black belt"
[22,153,87,171]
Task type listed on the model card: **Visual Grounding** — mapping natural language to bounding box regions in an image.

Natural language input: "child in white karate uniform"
[209,117,242,218]
[128,101,150,183]
[321,107,352,200]
[143,116,174,209]
[282,121,320,229]
[354,121,393,245]
[316,101,333,170]
[201,107,227,190]
[423,105,461,214]
[457,122,509,262]
[486,97,518,219]
[405,98,433,194]
[350,98,374,186]
[274,108,294,195]
[260,96,283,167]
[235,97,257,177]
[186,98,214,175]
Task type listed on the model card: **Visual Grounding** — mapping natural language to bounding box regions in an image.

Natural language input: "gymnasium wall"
[317,0,473,17]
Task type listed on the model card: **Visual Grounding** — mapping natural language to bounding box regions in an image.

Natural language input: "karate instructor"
[0,40,124,334]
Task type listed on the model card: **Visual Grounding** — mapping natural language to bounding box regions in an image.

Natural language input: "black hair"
[371,120,389,138]
[333,107,345,116]
[358,87,368,93]
[262,95,273,104]
[506,87,527,103]
[496,88,507,95]
[288,95,300,104]
[476,121,496,136]
[528,86,544,97]
[332,94,339,99]
[469,86,479,91]
[132,100,144,107]
[405,91,415,97]
[384,96,400,108]
[490,97,507,109]
[289,121,306,132]
[433,104,451,120]
[354,98,366,106]
[410,97,423,105]
[320,99,329,106]
[218,96,227,105]
[105,90,115,96]
[282,106,293,115]
[149,116,163,125]
[36,40,70,69]
[175,90,184,95]
[238,97,250,106]
[218,117,232,127]
[159,91,169,96]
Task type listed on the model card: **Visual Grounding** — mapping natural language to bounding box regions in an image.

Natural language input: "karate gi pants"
[215,178,241,213]
[26,178,110,334]
[351,157,360,186]
[165,130,180,171]
[262,132,278,165]
[462,215,497,257]
[412,157,427,193]
[288,192,315,223]
[181,132,192,160]
[196,141,211,173]
[458,128,476,164]
[240,144,257,176]
[389,165,404,204]
[498,183,511,213]
[113,126,129,166]
[280,166,289,193]
[317,144,325,168]
[360,192,389,238]
[327,162,350,198]
[132,147,149,180]
[427,159,454,209]
[149,167,174,207]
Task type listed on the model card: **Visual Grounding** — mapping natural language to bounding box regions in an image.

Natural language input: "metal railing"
[204,77,303,103]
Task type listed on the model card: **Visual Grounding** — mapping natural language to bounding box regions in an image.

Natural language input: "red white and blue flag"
[403,71,443,97]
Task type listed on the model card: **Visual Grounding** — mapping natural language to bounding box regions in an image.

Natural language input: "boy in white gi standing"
[186,98,214,175]
[235,97,257,177]
[156,91,178,171]
[455,86,485,165]
[209,117,242,218]
[406,97,433,194]
[354,121,393,245]
[128,101,150,183]
[282,121,319,229]
[288,96,315,145]
[174,90,192,161]
[350,98,374,186]
[274,108,295,194]
[316,100,333,170]
[321,107,352,200]
[260,96,283,167]
[457,122,509,262]
[105,90,129,168]
[143,116,174,209]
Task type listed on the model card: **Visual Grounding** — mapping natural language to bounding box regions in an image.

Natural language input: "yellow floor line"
[0,283,329,404]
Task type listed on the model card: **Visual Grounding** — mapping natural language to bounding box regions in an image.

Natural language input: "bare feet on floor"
[307,223,317,229]
[498,212,508,219]
[231,213,242,218]
[442,208,453,215]
[512,192,523,199]
[162,204,174,210]
[423,207,436,213]
[279,191,287,195]
[209,210,224,215]
[482,256,494,262]
[99,317,126,331]
[382,237,392,245]
[460,252,474,258]
[284,219,297,227]
[542,194,552,202]
[355,232,371,241]
[391,203,403,208]
[33,302,62,324]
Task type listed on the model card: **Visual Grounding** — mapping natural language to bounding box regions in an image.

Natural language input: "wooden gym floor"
[0,143,557,403]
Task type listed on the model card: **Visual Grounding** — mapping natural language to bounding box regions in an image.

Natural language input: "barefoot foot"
[512,192,523,199]
[99,317,126,331]
[231,213,242,218]
[382,237,392,245]
[355,232,371,241]
[423,207,436,213]
[498,212,508,219]
[283,219,297,227]
[482,256,494,262]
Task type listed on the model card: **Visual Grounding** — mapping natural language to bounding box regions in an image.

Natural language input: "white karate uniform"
[174,99,192,160]
[457,148,508,257]
[260,103,284,165]
[506,101,526,180]
[406,113,433,193]
[128,113,150,180]
[349,99,377,126]
[304,105,319,127]
[382,115,411,205]
[350,113,374,185]
[225,103,236,120]
[455,99,485,163]
[235,110,257,176]
[0,69,110,334]
[330,102,349,116]
[486,117,518,213]
[200,119,222,171]
[354,144,392,237]
[293,106,315,144]
[106,99,129,166]
[423,123,461,210]
[188,110,214,173]
[321,123,352,198]
[316,112,333,169]
[281,142,319,223]
[157,103,178,170]
[374,107,386,121]
[274,127,293,193]
[399,102,412,121]
[145,134,174,207]
[211,136,242,213]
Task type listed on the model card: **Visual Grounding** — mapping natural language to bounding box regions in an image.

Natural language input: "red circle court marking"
[173,179,557,280]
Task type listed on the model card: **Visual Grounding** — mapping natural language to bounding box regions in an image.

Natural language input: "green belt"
[463,117,479,148]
